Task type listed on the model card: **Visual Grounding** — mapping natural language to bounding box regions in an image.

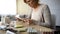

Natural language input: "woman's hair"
[24,0,39,4]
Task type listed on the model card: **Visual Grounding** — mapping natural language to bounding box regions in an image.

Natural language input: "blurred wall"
[17,0,31,15]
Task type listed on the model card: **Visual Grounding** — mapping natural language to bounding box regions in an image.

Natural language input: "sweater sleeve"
[40,5,52,27]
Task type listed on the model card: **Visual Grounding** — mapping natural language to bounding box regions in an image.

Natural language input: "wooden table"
[15,21,54,34]
[0,21,54,34]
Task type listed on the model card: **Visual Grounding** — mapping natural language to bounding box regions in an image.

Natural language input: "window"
[0,0,16,15]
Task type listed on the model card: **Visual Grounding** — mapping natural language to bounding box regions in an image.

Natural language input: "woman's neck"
[33,3,40,9]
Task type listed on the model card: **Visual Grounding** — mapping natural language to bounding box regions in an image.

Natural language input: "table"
[0,21,54,34]
[15,21,54,34]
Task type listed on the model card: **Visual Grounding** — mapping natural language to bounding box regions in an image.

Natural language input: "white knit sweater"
[29,4,51,27]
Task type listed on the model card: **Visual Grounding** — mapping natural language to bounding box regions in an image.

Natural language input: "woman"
[23,0,52,28]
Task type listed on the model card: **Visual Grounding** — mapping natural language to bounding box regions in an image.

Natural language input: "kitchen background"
[0,0,60,26]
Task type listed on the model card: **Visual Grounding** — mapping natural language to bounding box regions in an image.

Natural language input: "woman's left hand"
[23,19,33,24]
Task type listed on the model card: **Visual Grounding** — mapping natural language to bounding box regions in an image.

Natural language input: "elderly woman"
[20,0,52,28]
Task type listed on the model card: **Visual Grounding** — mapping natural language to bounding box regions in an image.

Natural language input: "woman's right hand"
[23,19,33,24]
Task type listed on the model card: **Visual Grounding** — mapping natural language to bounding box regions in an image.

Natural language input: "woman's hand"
[17,18,33,24]
[23,19,33,24]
